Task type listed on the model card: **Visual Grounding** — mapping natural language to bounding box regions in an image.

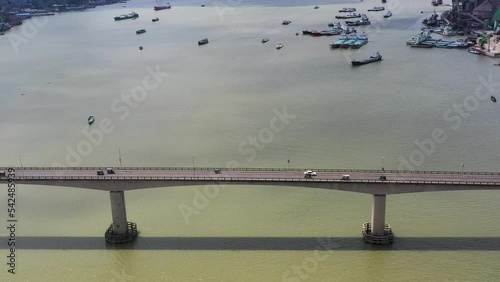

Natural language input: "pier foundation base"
[105,222,138,244]
[362,222,394,245]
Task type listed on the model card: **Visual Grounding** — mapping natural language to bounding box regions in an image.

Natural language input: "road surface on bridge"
[5,168,500,184]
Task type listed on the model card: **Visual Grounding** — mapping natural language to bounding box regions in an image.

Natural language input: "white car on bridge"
[304,170,317,178]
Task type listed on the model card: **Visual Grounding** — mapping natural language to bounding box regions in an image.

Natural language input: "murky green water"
[1,0,500,281]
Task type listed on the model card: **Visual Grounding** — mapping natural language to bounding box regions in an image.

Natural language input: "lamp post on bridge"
[288,148,291,170]
[381,157,385,172]
[192,155,195,177]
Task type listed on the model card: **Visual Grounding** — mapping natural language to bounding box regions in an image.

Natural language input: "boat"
[114,12,139,21]
[302,29,312,35]
[276,43,283,49]
[139,46,143,50]
[351,51,382,66]
[329,33,347,48]
[282,20,291,25]
[351,32,368,48]
[336,13,361,19]
[261,38,269,43]
[198,38,209,45]
[346,16,370,26]
[468,48,481,55]
[88,115,95,125]
[384,11,392,18]
[341,33,357,48]
[368,7,385,11]
[136,29,146,34]
[410,43,434,48]
[314,6,319,9]
[152,17,159,22]
[154,3,171,10]
[432,0,439,6]
[339,7,356,12]
[491,96,497,102]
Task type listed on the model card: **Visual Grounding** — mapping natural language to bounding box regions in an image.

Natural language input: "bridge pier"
[362,194,394,245]
[105,191,138,244]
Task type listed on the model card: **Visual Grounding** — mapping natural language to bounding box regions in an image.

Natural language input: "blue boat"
[329,33,347,48]
[340,33,357,48]
[351,32,368,49]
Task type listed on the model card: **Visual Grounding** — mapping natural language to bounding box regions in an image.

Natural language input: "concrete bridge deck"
[2,167,500,194]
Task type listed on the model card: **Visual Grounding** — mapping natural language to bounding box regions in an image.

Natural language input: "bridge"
[2,166,500,245]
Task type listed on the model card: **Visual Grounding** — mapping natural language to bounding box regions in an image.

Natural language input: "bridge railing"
[8,176,500,186]
[2,166,500,176]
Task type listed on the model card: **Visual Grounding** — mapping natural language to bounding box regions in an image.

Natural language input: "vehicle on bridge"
[0,171,5,177]
[304,170,317,178]
[341,175,351,180]
[106,168,115,174]
[379,175,387,181]
[97,170,104,175]
[214,168,221,174]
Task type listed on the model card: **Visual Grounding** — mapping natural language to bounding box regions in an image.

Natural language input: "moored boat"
[384,11,392,18]
[351,51,382,66]
[410,43,434,48]
[368,7,385,11]
[152,17,159,22]
[282,20,291,25]
[351,32,368,49]
[329,33,347,48]
[341,33,357,48]
[336,12,361,19]
[276,43,283,49]
[339,7,356,12]
[136,29,146,34]
[302,29,312,35]
[114,12,139,21]
[198,38,209,45]
[154,3,171,10]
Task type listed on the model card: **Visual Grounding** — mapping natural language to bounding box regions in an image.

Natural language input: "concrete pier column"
[370,194,386,236]
[110,191,128,234]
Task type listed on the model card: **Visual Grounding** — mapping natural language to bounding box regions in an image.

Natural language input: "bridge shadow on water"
[0,236,499,251]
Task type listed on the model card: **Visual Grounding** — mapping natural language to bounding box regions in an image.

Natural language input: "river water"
[1,0,500,281]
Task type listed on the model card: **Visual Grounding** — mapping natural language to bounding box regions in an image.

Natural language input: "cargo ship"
[114,12,139,20]
[154,3,171,10]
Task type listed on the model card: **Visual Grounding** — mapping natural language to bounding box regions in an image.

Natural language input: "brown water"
[1,0,500,281]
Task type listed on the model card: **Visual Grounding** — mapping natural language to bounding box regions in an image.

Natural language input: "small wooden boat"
[314,6,319,9]
[198,38,209,45]
[384,11,392,18]
[261,38,269,43]
[491,96,497,102]
[136,29,146,34]
[276,43,283,49]
[88,115,95,125]
[152,17,159,22]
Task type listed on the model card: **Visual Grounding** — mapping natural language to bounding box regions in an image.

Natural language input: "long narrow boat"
[114,12,139,20]
[351,51,382,66]
[154,3,171,10]
[329,33,347,48]
[341,33,357,48]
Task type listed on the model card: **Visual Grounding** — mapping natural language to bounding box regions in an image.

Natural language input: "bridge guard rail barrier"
[5,176,500,186]
[2,167,500,176]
